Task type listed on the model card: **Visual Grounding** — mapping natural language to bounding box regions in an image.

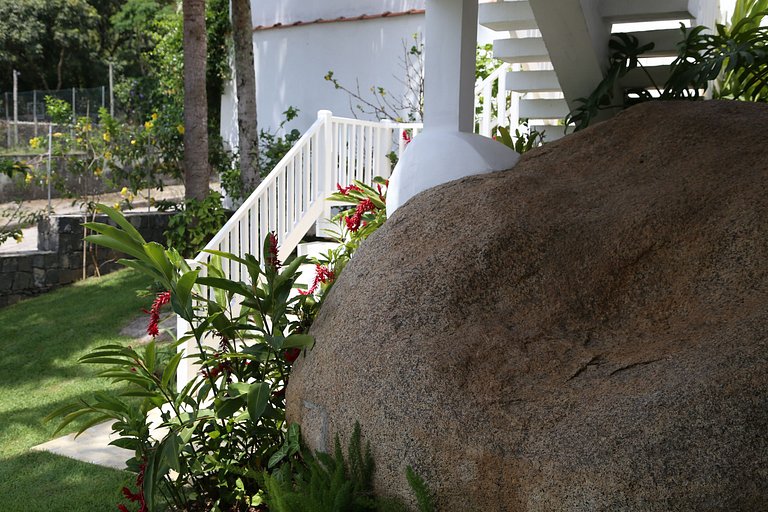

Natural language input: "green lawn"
[0,269,152,511]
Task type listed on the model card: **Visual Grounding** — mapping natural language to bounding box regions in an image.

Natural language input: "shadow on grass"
[0,269,152,389]
[0,450,131,512]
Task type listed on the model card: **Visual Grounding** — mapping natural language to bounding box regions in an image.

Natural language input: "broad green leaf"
[247,382,270,422]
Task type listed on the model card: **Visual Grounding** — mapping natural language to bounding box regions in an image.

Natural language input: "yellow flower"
[114,202,121,210]
[94,167,103,177]
[176,124,185,135]
[131,139,137,145]
[144,120,154,130]
[102,132,111,142]
[24,173,33,184]
[29,137,41,149]
[53,132,63,138]
[151,113,158,121]
[104,151,112,160]
[13,232,23,243]
[120,186,129,196]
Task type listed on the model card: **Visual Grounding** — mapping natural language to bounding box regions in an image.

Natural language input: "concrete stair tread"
[493,37,550,64]
[618,65,670,89]
[600,0,694,23]
[519,98,570,120]
[506,69,561,92]
[628,28,687,57]
[479,0,537,32]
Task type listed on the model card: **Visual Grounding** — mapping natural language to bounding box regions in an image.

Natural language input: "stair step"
[296,241,338,259]
[505,70,561,92]
[600,0,694,23]
[479,0,537,32]
[519,98,569,120]
[533,125,567,141]
[628,28,687,57]
[618,65,669,90]
[492,37,550,64]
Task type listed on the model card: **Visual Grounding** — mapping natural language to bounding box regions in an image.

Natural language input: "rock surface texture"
[286,101,768,511]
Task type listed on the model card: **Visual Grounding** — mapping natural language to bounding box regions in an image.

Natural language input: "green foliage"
[163,191,229,258]
[0,0,101,91]
[565,33,655,131]
[495,123,545,154]
[221,107,302,201]
[265,423,434,512]
[668,12,768,102]
[49,205,314,511]
[568,9,768,131]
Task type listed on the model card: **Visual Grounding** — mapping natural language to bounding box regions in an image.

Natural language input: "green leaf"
[282,334,314,349]
[92,203,146,244]
[162,352,183,388]
[247,382,270,422]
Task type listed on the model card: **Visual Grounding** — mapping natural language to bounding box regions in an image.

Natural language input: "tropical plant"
[47,204,313,512]
[162,190,229,258]
[567,9,768,131]
[495,123,546,154]
[264,423,435,512]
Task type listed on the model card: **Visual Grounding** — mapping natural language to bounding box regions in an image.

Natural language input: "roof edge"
[253,9,425,32]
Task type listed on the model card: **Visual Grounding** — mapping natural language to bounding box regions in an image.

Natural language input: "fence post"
[12,70,19,147]
[5,92,9,148]
[379,119,396,178]
[33,90,38,138]
[315,110,334,237]
[71,88,76,122]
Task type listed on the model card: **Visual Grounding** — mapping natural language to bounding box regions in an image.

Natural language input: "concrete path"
[31,421,132,471]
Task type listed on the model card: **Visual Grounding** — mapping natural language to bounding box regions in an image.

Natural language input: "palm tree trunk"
[183,0,210,201]
[231,0,260,195]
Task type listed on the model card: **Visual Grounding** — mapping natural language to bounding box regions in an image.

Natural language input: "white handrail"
[474,62,517,137]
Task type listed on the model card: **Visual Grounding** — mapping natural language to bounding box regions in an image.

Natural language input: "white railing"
[474,63,518,137]
[176,111,422,384]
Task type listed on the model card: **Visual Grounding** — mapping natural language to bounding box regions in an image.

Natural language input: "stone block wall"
[0,211,172,307]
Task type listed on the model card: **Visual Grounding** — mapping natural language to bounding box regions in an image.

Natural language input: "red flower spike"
[117,505,130,512]
[300,264,335,296]
[337,183,362,196]
[146,291,171,337]
[266,231,281,269]
[356,198,376,215]
[345,213,361,232]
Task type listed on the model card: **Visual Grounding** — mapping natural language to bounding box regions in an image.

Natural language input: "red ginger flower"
[284,348,301,363]
[266,231,281,269]
[146,291,170,337]
[345,213,362,232]
[402,129,412,145]
[299,264,335,296]
[336,183,362,195]
[356,198,376,215]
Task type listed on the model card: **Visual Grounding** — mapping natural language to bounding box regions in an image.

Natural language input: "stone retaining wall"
[0,212,172,307]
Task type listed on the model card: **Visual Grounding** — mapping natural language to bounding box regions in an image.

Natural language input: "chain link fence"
[0,87,112,149]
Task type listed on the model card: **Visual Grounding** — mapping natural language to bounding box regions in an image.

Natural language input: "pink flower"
[402,130,412,145]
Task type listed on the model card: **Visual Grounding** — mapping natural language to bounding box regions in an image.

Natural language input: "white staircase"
[478,0,721,133]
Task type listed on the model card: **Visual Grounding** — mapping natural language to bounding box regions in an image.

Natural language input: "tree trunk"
[183,0,210,201]
[231,0,260,195]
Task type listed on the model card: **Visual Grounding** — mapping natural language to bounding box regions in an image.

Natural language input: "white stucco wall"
[251,0,425,27]
[221,13,425,149]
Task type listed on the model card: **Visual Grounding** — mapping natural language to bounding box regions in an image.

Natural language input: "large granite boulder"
[286,101,768,511]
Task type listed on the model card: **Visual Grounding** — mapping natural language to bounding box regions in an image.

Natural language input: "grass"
[0,268,152,511]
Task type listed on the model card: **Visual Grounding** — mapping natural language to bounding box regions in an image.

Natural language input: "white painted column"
[424,0,478,133]
[387,0,520,215]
